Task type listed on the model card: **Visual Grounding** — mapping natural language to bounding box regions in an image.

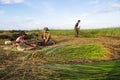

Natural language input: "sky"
[0,0,120,30]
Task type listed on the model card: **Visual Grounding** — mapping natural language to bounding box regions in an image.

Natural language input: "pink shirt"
[15,37,25,45]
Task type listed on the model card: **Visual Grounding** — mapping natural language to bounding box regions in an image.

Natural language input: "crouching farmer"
[41,27,56,46]
[13,31,36,51]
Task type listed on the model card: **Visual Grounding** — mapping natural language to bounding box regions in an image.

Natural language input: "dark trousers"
[74,28,79,37]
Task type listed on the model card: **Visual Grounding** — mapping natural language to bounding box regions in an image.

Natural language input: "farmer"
[13,31,36,51]
[41,27,56,46]
[74,20,81,37]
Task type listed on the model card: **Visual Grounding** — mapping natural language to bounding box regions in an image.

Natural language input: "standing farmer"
[74,20,81,37]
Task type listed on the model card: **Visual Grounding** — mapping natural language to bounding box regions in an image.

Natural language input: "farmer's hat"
[43,27,49,32]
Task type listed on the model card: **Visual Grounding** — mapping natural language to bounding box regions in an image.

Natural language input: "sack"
[5,41,12,45]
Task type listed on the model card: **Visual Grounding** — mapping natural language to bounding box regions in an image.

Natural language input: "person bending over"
[74,20,81,37]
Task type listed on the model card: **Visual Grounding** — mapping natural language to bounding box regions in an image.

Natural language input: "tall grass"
[83,27,120,36]
[50,27,120,37]
[51,30,74,35]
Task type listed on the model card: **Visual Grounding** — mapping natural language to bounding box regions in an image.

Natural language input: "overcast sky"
[0,0,120,30]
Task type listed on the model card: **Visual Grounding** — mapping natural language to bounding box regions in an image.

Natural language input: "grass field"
[50,27,120,36]
[0,27,120,80]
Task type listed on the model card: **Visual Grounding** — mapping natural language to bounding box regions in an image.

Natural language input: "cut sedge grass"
[42,60,120,80]
[4,44,111,61]
[46,44,111,62]
[1,45,120,80]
